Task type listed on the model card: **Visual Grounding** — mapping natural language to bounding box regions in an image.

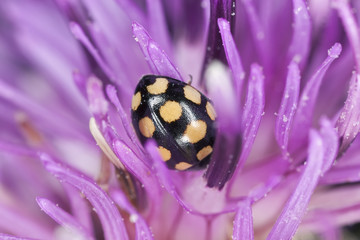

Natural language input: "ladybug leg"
[187,74,193,85]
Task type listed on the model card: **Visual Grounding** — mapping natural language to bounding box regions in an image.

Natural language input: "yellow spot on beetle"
[139,117,155,138]
[183,120,207,143]
[206,102,216,120]
[158,146,171,161]
[184,85,201,104]
[175,162,193,170]
[159,101,182,123]
[147,78,168,94]
[131,92,141,111]
[196,146,213,161]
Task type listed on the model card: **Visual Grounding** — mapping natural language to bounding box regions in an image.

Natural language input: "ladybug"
[131,75,217,170]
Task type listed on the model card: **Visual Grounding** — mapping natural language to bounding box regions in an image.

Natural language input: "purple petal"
[36,197,94,240]
[320,165,360,185]
[110,189,154,240]
[70,22,116,82]
[233,201,254,240]
[227,63,265,192]
[89,117,126,170]
[239,64,265,166]
[275,61,300,153]
[290,43,342,149]
[112,140,162,214]
[266,130,324,240]
[333,0,360,70]
[63,185,93,235]
[335,73,360,154]
[0,141,36,158]
[145,0,171,55]
[86,76,109,118]
[106,85,142,151]
[0,80,86,140]
[145,140,239,215]
[0,234,35,240]
[319,118,338,173]
[288,0,311,66]
[202,0,235,78]
[40,153,129,240]
[241,0,267,66]
[132,22,182,80]
[218,18,245,100]
[0,203,53,240]
[113,0,146,24]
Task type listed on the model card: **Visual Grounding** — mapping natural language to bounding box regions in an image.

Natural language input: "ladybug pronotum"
[131,75,217,170]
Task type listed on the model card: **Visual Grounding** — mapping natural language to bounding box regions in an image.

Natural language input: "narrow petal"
[0,80,86,140]
[242,0,267,66]
[113,140,161,215]
[227,64,265,192]
[86,76,109,118]
[201,0,235,80]
[288,0,311,66]
[0,234,35,240]
[233,201,254,240]
[110,189,154,240]
[335,73,360,155]
[320,165,360,185]
[40,153,129,240]
[290,43,342,149]
[70,22,116,82]
[239,64,265,166]
[218,18,245,100]
[145,0,172,55]
[0,141,36,158]
[0,203,53,240]
[266,130,324,240]
[275,61,300,153]
[145,140,238,214]
[63,185,93,235]
[333,0,360,71]
[106,85,142,151]
[132,22,182,80]
[36,197,94,240]
[319,118,338,173]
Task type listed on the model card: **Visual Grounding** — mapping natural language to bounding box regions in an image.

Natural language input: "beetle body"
[131,75,217,170]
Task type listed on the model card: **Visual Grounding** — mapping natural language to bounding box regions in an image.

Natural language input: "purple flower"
[0,0,360,239]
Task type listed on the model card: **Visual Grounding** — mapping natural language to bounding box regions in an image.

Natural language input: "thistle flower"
[0,0,360,239]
